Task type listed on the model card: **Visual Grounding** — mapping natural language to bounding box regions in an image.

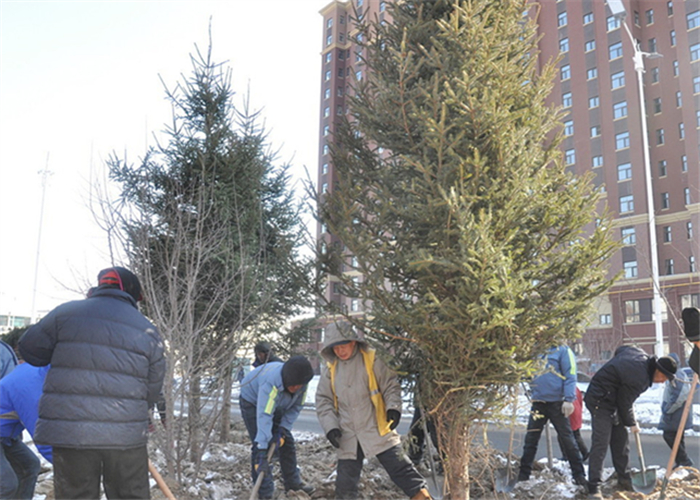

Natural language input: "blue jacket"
[658,367,694,432]
[0,363,52,462]
[529,345,577,403]
[18,287,165,449]
[0,340,17,379]
[239,362,306,450]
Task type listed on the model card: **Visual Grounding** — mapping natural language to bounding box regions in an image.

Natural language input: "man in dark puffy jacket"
[683,307,699,376]
[584,346,676,499]
[18,266,165,500]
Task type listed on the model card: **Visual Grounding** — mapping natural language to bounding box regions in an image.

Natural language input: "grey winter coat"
[315,324,402,459]
[18,287,165,449]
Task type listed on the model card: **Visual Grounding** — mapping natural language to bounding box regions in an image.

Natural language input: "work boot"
[573,475,588,488]
[617,476,634,491]
[286,483,316,496]
[587,492,604,500]
[410,488,432,500]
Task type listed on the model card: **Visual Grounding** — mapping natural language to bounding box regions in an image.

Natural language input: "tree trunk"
[188,374,202,463]
[435,399,472,500]
[220,364,233,442]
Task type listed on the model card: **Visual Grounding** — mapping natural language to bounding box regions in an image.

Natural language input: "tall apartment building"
[317,0,699,368]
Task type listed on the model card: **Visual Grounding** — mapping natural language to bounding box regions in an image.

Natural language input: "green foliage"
[319,0,617,421]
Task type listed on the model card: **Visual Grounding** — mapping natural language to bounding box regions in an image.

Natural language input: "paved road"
[233,407,700,470]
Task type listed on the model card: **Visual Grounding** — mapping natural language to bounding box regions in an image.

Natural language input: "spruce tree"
[318,1,617,497]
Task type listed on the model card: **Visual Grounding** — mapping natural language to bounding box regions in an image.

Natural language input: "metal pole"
[31,153,51,323]
[622,20,665,357]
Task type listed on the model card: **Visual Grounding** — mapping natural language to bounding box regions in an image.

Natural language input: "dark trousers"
[518,401,585,480]
[407,406,440,465]
[0,438,41,500]
[662,430,694,468]
[586,406,630,492]
[52,446,149,500]
[239,398,302,499]
[336,443,426,500]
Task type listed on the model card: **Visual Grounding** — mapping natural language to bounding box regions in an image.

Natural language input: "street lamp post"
[607,1,665,357]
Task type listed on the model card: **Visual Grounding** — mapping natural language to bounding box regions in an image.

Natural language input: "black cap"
[656,356,677,381]
[97,267,143,302]
[682,307,700,342]
[281,356,314,390]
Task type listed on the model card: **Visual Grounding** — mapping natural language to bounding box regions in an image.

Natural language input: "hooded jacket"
[584,345,656,427]
[18,287,165,449]
[239,361,308,450]
[529,345,577,403]
[315,324,402,459]
[658,362,694,432]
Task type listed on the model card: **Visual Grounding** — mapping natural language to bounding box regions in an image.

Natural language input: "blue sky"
[0,0,327,318]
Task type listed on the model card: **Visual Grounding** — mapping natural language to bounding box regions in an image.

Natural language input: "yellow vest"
[326,348,392,436]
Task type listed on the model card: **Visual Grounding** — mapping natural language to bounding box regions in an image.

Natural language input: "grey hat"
[656,356,677,381]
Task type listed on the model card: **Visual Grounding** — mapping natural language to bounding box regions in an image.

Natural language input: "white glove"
[561,401,575,418]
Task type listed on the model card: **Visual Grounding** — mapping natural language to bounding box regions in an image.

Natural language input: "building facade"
[317,0,699,369]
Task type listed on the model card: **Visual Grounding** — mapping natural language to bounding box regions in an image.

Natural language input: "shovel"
[249,443,277,500]
[630,430,657,494]
[495,386,519,493]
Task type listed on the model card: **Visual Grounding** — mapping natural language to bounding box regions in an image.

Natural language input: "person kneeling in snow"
[315,322,431,500]
[239,355,315,499]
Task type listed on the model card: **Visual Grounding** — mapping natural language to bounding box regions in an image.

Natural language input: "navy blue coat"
[584,346,655,427]
[18,287,165,449]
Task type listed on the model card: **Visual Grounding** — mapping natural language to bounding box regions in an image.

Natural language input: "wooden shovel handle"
[149,459,177,500]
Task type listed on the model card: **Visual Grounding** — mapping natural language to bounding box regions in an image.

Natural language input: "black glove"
[387,409,401,430]
[254,448,270,475]
[326,428,342,448]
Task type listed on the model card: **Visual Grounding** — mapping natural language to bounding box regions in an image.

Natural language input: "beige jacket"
[315,323,403,459]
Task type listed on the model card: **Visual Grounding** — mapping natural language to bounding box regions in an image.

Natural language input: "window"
[600,314,612,325]
[350,299,359,312]
[587,67,598,80]
[325,70,331,81]
[634,11,640,26]
[648,38,657,53]
[685,188,691,205]
[653,97,662,114]
[564,120,574,136]
[666,259,675,275]
[663,226,672,242]
[651,67,659,83]
[323,144,329,155]
[591,125,601,137]
[656,128,665,145]
[679,123,685,139]
[589,96,599,108]
[585,40,596,52]
[324,88,331,99]
[322,162,328,175]
[321,182,328,194]
[673,60,679,76]
[695,76,700,93]
[697,110,700,127]
[688,10,700,29]
[355,70,362,81]
[380,1,386,12]
[323,125,330,136]
[620,194,634,213]
[560,37,569,53]
[324,107,330,118]
[561,64,571,80]
[592,155,603,168]
[607,15,620,31]
[682,155,688,172]
[625,299,641,322]
[646,9,654,25]
[613,101,628,119]
[337,105,343,115]
[617,162,632,180]
[688,222,694,239]
[621,226,636,245]
[326,35,333,46]
[623,261,638,279]
[337,86,344,97]
[676,91,682,107]
[565,149,576,165]
[661,192,670,209]
[611,71,625,89]
[337,68,344,77]
[668,1,674,16]
[326,17,333,28]
[691,256,697,273]
[616,131,630,149]
[659,160,667,176]
[670,30,676,47]
[558,11,568,27]
[562,92,572,108]
[692,43,700,61]
[583,12,593,24]
[609,41,623,59]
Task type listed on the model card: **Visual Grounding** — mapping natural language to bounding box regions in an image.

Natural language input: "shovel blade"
[631,467,658,495]
[494,468,518,493]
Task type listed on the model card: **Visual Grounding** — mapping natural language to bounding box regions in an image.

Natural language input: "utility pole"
[31,153,52,323]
